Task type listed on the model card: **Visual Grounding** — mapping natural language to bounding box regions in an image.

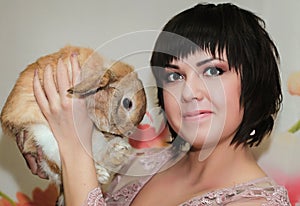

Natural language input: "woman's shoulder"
[179,177,291,206]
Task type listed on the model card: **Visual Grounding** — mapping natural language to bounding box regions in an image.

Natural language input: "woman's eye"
[166,72,184,82]
[203,67,224,77]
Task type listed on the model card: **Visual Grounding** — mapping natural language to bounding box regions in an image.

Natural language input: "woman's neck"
[172,140,266,193]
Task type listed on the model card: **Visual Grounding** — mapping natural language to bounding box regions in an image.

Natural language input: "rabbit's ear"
[67,69,112,96]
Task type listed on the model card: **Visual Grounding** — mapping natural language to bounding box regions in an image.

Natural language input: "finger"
[36,147,49,179]
[70,53,81,85]
[57,58,71,99]
[37,146,44,163]
[16,132,24,151]
[33,69,50,115]
[43,65,60,106]
[37,167,49,179]
[23,153,38,175]
[16,130,29,151]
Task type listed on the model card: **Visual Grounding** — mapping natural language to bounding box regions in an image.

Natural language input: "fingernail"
[45,64,52,70]
[58,58,63,64]
[71,52,78,58]
[34,69,37,76]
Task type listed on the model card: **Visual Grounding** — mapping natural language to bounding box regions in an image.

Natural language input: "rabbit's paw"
[106,137,133,166]
[95,163,111,184]
[56,193,65,206]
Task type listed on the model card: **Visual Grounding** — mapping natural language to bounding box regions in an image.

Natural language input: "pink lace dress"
[84,147,291,206]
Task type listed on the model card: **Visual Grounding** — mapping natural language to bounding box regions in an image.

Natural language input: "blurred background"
[0,0,299,205]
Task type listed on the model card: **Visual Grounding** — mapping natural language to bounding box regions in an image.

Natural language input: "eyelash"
[203,67,225,77]
[165,72,183,83]
[164,67,225,83]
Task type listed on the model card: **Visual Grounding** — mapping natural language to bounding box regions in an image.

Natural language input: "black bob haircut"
[150,3,282,147]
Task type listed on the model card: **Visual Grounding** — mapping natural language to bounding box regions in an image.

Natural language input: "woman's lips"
[183,110,213,120]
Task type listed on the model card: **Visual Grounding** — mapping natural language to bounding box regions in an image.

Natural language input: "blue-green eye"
[166,72,184,82]
[203,67,224,77]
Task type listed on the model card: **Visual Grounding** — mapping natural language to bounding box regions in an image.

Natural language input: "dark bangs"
[151,4,249,80]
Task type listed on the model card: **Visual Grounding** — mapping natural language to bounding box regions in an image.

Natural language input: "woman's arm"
[33,54,102,205]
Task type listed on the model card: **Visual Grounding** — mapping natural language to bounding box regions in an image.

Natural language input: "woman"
[30,3,291,205]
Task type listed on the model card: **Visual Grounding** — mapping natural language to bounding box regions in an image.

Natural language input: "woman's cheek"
[222,83,244,136]
[163,88,182,130]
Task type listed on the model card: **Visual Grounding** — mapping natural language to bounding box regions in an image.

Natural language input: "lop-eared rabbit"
[0,46,147,205]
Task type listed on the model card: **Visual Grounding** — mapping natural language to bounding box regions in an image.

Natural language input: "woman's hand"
[33,54,94,155]
[16,130,48,179]
[33,54,99,205]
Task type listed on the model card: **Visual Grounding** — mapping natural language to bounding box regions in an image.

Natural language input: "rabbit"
[0,45,147,205]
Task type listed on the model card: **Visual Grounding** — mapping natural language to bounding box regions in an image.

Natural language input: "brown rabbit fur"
[0,45,147,204]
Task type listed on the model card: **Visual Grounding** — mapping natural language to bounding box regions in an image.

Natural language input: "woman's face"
[162,50,243,150]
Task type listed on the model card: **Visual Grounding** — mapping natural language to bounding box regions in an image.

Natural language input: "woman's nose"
[181,74,206,102]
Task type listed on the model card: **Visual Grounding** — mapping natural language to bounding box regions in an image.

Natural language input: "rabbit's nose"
[122,98,133,111]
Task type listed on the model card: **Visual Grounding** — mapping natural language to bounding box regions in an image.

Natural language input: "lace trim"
[180,179,291,206]
[85,176,290,206]
[84,187,106,206]
[261,186,291,206]
[107,182,142,203]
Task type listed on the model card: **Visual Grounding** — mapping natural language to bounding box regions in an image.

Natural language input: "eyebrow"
[164,64,179,69]
[165,58,224,69]
[196,58,215,67]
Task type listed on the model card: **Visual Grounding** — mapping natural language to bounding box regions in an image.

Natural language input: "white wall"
[1,0,299,201]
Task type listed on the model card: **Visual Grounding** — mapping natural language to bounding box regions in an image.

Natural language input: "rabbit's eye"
[122,98,133,110]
